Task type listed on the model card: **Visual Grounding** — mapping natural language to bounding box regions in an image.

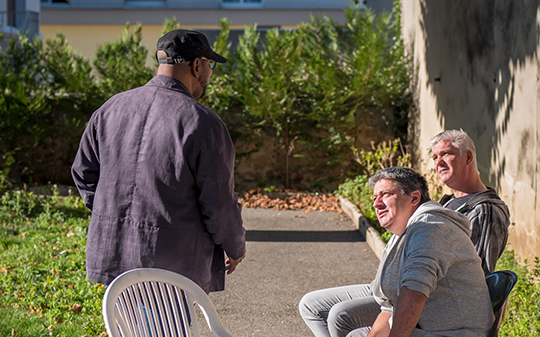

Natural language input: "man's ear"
[190,58,201,77]
[465,150,473,164]
[410,190,422,206]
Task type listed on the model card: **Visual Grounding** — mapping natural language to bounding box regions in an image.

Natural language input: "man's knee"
[327,298,379,337]
[328,304,356,333]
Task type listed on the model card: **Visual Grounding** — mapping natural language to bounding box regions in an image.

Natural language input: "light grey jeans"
[299,283,380,337]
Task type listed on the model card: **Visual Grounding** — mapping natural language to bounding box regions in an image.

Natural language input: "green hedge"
[0,34,103,185]
[0,4,410,190]
[203,6,410,189]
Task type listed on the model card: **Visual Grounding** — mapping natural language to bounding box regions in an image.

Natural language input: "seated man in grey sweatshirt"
[347,167,493,337]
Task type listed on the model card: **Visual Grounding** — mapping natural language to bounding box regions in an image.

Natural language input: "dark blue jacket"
[72,75,246,292]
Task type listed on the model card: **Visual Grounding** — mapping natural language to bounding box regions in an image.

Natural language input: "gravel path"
[203,207,379,337]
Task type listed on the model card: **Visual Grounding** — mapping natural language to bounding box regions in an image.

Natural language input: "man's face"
[431,140,469,188]
[372,179,417,235]
[195,58,213,99]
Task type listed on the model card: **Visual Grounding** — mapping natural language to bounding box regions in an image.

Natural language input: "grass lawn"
[0,188,106,336]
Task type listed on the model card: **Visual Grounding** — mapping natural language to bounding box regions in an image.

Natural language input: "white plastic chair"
[102,268,233,337]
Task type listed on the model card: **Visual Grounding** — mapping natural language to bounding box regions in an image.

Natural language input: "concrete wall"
[401,0,540,263]
[26,0,39,12]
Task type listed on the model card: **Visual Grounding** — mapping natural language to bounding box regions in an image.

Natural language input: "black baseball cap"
[156,29,227,64]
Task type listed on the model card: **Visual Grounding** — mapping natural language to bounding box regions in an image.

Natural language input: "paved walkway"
[205,207,380,337]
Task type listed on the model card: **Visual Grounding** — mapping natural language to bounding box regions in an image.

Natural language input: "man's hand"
[225,253,245,274]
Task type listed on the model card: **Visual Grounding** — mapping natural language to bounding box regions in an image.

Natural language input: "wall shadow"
[419,0,539,188]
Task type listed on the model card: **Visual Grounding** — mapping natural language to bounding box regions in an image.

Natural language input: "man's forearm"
[367,312,391,337]
[389,286,427,337]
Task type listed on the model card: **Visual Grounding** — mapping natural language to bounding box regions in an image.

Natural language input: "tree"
[93,23,155,97]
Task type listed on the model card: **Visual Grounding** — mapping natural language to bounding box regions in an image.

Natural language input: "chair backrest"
[102,268,233,337]
[485,270,518,337]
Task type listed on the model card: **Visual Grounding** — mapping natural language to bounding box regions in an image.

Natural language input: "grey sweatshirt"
[372,201,493,336]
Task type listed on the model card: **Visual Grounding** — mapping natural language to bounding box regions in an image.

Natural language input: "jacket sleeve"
[468,203,510,274]
[71,118,100,211]
[194,136,246,261]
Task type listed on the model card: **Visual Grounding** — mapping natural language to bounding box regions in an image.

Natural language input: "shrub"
[93,23,155,98]
[336,138,411,239]
[1,4,410,190]
[203,3,411,189]
[0,152,14,194]
[0,33,102,184]
[496,249,540,336]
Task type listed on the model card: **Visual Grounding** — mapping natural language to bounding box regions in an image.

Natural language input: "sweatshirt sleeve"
[399,223,457,298]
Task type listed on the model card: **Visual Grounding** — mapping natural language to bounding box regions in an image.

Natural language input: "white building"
[0,0,40,45]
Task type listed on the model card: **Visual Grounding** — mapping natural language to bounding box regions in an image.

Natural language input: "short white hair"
[429,129,477,166]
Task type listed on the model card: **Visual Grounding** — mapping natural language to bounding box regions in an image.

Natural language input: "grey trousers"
[298,283,380,337]
[345,327,372,337]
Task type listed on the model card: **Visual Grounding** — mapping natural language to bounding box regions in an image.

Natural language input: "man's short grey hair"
[429,129,477,165]
[369,167,431,204]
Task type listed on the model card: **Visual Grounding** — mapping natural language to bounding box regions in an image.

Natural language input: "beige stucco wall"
[402,0,540,263]
[41,24,219,65]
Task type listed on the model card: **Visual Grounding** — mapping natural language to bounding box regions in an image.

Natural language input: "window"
[40,0,70,4]
[6,0,15,26]
[124,0,166,8]
[221,0,262,8]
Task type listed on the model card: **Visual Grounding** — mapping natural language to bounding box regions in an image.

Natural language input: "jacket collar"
[440,187,505,210]
[146,75,194,98]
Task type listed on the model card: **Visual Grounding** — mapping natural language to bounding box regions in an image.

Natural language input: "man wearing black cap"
[71,29,246,293]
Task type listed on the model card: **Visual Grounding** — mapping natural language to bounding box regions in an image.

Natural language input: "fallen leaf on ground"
[239,190,343,213]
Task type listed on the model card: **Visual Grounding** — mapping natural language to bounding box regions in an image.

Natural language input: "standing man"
[71,29,246,293]
[430,129,510,275]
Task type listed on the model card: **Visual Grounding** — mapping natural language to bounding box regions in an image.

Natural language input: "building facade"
[40,0,389,63]
[0,0,40,45]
